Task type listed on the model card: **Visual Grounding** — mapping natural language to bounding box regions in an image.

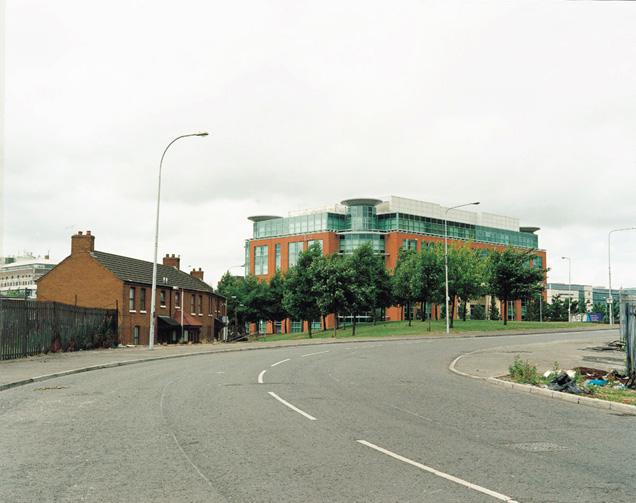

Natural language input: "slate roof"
[90,251,218,295]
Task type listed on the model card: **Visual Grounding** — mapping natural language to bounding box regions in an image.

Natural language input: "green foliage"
[283,243,323,337]
[508,356,541,384]
[489,297,500,321]
[487,247,548,325]
[471,304,486,320]
[392,248,418,326]
[311,253,354,337]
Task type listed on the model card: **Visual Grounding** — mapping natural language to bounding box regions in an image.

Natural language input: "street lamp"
[149,132,208,350]
[561,256,571,322]
[445,201,480,334]
[608,227,636,325]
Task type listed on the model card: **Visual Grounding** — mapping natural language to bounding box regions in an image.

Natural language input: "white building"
[0,254,58,298]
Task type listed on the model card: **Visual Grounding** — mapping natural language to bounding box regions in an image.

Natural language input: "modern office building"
[546,283,636,307]
[246,196,546,332]
[0,254,58,298]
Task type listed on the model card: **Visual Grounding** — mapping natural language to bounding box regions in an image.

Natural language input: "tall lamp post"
[608,227,636,325]
[561,256,571,322]
[149,132,208,349]
[445,201,480,334]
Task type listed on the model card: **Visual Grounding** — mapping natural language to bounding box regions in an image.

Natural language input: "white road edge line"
[271,359,290,367]
[301,350,330,357]
[268,392,317,420]
[258,370,266,384]
[357,440,519,503]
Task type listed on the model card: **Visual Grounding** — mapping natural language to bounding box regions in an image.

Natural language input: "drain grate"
[505,442,569,452]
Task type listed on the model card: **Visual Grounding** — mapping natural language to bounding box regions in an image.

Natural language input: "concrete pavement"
[2,327,633,413]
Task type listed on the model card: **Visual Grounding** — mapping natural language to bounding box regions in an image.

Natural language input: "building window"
[129,287,135,311]
[160,290,166,306]
[140,288,146,312]
[134,326,140,345]
[191,294,196,314]
[402,239,417,251]
[288,241,303,268]
[254,245,269,275]
[275,244,281,271]
[307,239,323,252]
[175,291,180,308]
[198,295,202,315]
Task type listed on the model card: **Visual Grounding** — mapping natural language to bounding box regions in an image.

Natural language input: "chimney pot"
[71,231,95,253]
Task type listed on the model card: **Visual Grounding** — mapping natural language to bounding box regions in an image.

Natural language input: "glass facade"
[347,205,378,231]
[275,244,281,271]
[288,241,304,267]
[402,239,417,250]
[248,199,540,275]
[253,213,346,238]
[254,245,268,275]
[339,233,385,254]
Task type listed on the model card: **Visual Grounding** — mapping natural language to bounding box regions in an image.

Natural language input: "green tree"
[347,243,393,335]
[392,248,418,326]
[487,247,548,325]
[453,244,487,323]
[283,243,323,338]
[217,271,242,331]
[410,244,443,331]
[312,253,354,337]
[489,296,500,321]
[433,242,487,328]
[265,269,289,333]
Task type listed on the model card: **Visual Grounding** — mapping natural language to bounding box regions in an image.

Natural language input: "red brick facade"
[37,232,226,345]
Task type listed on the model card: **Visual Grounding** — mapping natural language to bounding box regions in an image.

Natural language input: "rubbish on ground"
[586,379,608,386]
[548,373,589,395]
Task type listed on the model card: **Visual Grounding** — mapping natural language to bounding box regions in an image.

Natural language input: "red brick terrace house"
[37,231,227,345]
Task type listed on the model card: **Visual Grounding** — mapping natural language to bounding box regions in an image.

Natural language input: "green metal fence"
[0,298,118,360]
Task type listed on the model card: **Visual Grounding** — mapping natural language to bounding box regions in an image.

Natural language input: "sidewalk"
[451,332,635,413]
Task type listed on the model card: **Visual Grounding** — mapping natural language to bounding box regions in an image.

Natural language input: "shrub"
[471,304,486,320]
[508,355,540,384]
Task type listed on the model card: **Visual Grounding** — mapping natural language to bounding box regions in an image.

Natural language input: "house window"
[134,326,140,345]
[254,245,268,275]
[140,288,146,312]
[198,295,202,315]
[191,294,196,314]
[129,287,135,311]
[175,291,180,308]
[160,290,166,306]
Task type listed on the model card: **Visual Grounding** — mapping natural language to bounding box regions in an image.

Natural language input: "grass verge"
[256,319,595,342]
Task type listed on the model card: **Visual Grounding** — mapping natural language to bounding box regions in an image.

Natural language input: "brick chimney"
[163,254,180,269]
[71,231,95,253]
[190,267,204,281]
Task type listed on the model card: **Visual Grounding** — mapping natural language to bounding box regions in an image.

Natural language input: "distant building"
[546,283,636,307]
[37,231,227,345]
[246,196,546,332]
[0,254,58,298]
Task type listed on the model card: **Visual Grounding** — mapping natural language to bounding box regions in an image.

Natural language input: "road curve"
[1,332,634,502]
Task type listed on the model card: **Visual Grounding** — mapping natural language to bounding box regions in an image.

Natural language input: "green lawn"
[255,319,594,342]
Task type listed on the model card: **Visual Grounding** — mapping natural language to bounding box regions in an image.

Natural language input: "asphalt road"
[1,331,634,502]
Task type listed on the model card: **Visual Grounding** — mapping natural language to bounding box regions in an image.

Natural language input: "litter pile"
[544,366,631,395]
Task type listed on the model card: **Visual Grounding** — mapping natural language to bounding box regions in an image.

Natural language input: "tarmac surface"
[1,326,633,412]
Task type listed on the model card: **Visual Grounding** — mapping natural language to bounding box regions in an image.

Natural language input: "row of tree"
[217,242,548,336]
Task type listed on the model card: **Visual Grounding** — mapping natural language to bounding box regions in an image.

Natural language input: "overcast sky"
[2,0,636,291]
